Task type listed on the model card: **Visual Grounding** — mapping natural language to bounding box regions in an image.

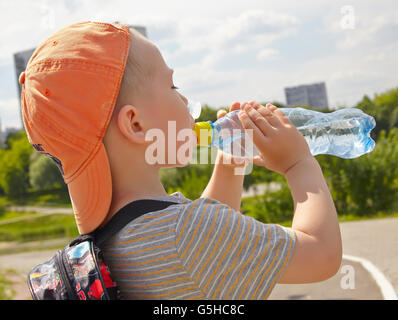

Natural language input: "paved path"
[0,249,64,300]
[0,249,59,276]
[241,183,280,198]
[269,217,398,300]
[340,217,398,294]
[269,258,383,300]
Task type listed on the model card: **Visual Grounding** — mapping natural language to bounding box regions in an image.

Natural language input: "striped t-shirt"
[101,191,296,300]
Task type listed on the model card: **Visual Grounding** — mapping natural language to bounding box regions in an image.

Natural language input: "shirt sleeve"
[175,197,296,300]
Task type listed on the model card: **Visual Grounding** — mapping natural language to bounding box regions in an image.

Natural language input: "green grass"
[0,210,38,223]
[0,187,72,208]
[241,195,398,227]
[0,238,69,256]
[0,212,78,242]
[0,269,14,300]
[337,211,398,222]
[0,196,11,208]
[242,212,398,230]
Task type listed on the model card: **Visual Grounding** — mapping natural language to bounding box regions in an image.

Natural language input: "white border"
[343,254,397,300]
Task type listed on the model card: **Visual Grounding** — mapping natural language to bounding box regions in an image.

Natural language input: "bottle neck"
[193,121,214,147]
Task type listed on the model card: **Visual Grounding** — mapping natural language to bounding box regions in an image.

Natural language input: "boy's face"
[132,32,196,167]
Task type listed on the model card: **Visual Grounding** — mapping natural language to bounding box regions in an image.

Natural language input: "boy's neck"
[101,177,168,228]
[101,151,168,227]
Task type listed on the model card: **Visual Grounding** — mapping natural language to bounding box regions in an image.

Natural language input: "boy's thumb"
[253,155,266,167]
[217,109,227,119]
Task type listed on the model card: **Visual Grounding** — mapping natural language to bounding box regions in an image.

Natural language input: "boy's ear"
[117,105,146,144]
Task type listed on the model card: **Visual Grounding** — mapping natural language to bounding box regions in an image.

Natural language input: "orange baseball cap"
[19,21,130,234]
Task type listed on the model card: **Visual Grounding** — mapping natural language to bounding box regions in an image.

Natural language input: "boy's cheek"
[143,121,196,167]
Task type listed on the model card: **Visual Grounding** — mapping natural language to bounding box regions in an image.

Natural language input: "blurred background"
[0,0,397,300]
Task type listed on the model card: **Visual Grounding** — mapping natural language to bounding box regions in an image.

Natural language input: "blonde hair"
[113,23,153,115]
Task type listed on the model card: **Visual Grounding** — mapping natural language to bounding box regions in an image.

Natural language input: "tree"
[269,101,287,109]
[317,128,398,216]
[4,130,26,150]
[0,149,5,196]
[0,150,28,199]
[29,153,65,191]
[196,104,218,123]
[0,131,32,199]
[355,87,398,140]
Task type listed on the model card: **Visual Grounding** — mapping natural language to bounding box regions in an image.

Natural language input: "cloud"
[322,3,398,50]
[166,10,299,64]
[137,9,300,106]
[0,1,68,65]
[153,8,300,103]
[337,14,398,50]
[257,48,279,62]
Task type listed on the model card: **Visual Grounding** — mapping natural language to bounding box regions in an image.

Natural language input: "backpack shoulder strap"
[92,199,179,246]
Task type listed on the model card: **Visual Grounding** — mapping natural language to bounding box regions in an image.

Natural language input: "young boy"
[20,21,342,299]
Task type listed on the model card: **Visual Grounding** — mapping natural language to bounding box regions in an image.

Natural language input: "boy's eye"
[172,85,179,90]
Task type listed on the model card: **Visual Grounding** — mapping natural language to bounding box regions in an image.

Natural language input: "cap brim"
[67,143,112,234]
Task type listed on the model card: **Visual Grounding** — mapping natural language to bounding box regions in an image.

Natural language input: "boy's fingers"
[230,101,241,112]
[266,103,292,126]
[248,101,265,113]
[254,103,273,117]
[252,155,266,167]
[254,103,281,128]
[218,102,241,120]
[238,109,268,148]
[217,109,227,119]
[244,104,276,136]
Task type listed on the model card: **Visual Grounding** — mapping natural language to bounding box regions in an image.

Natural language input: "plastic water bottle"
[193,107,376,159]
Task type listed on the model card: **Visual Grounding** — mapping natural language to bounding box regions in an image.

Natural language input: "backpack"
[27,199,178,300]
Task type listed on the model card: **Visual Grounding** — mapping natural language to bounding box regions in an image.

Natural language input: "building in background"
[14,48,35,101]
[112,22,147,37]
[127,25,147,37]
[284,82,329,110]
[13,48,35,130]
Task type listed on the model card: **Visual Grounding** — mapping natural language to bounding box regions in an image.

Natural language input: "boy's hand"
[215,101,250,168]
[238,102,313,175]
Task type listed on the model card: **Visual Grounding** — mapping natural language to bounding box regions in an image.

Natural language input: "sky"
[0,0,397,130]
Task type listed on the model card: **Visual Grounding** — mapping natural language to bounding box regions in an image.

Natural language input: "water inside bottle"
[297,117,375,158]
